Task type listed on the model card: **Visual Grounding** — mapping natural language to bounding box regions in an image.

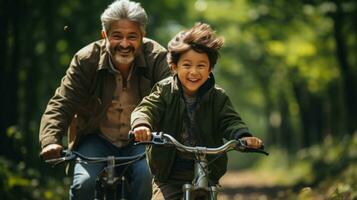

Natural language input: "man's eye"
[112,35,122,39]
[129,36,138,40]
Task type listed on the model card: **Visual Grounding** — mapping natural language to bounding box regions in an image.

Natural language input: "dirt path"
[217,170,294,200]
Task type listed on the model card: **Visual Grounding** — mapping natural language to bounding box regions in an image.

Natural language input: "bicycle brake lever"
[45,157,66,166]
[45,150,76,166]
[245,148,269,156]
[133,141,153,145]
[134,140,167,146]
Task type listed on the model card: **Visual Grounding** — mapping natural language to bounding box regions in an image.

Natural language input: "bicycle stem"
[107,156,116,185]
[194,154,209,189]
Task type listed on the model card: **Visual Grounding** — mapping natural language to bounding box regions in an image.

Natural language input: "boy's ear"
[101,30,107,39]
[171,63,178,73]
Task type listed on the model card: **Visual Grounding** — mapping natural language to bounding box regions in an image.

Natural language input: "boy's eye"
[182,63,191,68]
[198,64,207,69]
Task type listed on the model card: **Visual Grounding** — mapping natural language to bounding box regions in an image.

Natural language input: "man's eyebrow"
[110,31,121,34]
[128,32,139,35]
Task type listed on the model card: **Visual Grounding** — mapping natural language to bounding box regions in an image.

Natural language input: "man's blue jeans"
[69,134,152,200]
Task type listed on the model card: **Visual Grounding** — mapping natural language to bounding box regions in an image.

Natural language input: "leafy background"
[1,0,356,199]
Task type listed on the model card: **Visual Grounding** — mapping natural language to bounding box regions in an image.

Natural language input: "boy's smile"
[173,49,212,96]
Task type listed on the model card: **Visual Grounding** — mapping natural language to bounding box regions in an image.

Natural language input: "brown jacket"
[39,38,171,149]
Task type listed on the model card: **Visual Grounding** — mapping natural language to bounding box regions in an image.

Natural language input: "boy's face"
[172,49,211,96]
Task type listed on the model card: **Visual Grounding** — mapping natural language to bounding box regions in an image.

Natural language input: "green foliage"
[1,0,356,198]
[0,158,13,199]
[0,157,37,199]
[6,126,22,140]
[0,156,70,200]
[254,133,357,199]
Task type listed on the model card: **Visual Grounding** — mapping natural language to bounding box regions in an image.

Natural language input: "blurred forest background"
[1,0,356,199]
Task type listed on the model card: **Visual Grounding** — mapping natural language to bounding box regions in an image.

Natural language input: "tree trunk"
[331,0,357,135]
[292,82,324,147]
[0,0,20,158]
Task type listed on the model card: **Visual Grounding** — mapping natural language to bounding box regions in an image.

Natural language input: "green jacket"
[39,38,171,149]
[131,74,251,183]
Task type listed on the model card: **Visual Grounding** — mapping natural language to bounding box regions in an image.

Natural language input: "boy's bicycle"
[131,132,269,200]
[45,149,146,200]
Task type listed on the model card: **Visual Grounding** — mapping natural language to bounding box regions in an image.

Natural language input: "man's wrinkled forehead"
[105,19,145,36]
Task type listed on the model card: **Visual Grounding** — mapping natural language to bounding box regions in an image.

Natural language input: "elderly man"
[39,0,171,199]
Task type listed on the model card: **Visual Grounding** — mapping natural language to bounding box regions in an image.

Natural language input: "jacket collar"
[171,73,216,98]
[97,39,147,72]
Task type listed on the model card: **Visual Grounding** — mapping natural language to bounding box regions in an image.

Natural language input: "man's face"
[104,19,143,65]
[172,49,211,96]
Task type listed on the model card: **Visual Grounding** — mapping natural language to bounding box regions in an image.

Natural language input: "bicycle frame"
[94,156,127,200]
[137,132,268,200]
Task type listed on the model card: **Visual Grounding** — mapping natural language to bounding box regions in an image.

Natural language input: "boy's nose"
[190,67,199,75]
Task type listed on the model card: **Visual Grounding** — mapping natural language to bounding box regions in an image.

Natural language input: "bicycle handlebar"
[129,132,269,156]
[45,149,146,166]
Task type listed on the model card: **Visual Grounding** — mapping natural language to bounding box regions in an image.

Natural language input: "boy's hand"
[132,126,152,142]
[241,137,264,149]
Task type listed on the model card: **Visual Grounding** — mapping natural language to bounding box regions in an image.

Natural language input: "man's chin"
[114,55,134,65]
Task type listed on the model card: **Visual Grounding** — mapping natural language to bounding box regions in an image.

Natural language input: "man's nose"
[120,38,130,48]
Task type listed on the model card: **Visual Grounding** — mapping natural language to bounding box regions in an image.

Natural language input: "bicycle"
[131,132,269,200]
[45,149,146,200]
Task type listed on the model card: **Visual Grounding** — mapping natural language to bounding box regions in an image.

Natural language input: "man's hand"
[241,137,264,149]
[132,126,152,142]
[40,144,63,159]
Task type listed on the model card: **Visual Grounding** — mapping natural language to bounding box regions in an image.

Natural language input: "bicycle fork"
[94,156,122,200]
[182,155,219,200]
[182,183,219,200]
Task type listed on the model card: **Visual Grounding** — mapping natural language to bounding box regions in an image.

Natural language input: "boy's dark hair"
[167,22,224,70]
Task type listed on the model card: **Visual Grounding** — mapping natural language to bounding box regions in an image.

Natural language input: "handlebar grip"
[236,139,269,156]
[245,148,269,156]
[45,149,77,166]
[128,131,135,140]
[60,149,70,156]
[128,131,158,144]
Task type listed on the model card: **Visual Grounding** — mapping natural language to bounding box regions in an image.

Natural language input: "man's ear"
[101,30,107,39]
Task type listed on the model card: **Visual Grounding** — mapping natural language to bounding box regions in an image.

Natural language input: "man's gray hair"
[101,0,148,35]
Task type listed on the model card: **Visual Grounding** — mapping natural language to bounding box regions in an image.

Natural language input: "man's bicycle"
[45,149,146,200]
[131,132,269,200]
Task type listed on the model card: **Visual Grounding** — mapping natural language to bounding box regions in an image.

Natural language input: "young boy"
[131,22,264,199]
